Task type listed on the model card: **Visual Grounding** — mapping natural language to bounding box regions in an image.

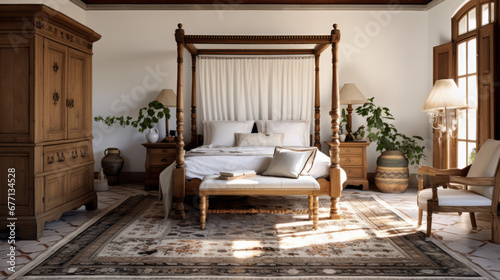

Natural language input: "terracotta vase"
[101,148,124,185]
[374,150,409,193]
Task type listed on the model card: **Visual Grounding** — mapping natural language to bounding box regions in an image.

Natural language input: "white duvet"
[185,145,331,179]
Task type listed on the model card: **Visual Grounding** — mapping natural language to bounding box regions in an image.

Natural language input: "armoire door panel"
[0,150,32,216]
[67,49,91,139]
[43,39,67,141]
[44,172,67,212]
[68,165,92,201]
[0,46,31,142]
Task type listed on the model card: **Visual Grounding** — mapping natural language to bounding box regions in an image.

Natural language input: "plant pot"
[339,134,346,142]
[374,150,409,193]
[146,127,159,143]
[101,148,124,185]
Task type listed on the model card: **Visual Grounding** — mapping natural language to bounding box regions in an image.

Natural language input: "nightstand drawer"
[340,155,363,166]
[148,167,165,179]
[149,147,177,155]
[150,154,175,166]
[340,147,363,155]
[342,167,364,178]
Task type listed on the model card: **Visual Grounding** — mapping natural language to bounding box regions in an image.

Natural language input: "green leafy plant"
[94,101,170,133]
[353,125,366,139]
[339,108,348,134]
[355,97,425,166]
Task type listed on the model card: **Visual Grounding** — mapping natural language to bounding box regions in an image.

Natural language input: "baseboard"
[94,172,146,184]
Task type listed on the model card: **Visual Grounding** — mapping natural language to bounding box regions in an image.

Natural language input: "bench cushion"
[200,175,320,190]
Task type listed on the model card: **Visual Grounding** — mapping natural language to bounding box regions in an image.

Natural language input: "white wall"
[2,0,86,24]
[87,8,431,172]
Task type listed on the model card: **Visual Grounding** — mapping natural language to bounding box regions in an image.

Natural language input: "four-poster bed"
[172,23,343,220]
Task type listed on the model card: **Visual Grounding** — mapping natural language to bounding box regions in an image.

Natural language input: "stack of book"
[218,170,257,180]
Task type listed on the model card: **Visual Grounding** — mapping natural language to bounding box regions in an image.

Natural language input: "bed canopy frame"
[173,23,343,220]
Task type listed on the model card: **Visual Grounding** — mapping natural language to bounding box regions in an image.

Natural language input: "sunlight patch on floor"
[232,240,264,258]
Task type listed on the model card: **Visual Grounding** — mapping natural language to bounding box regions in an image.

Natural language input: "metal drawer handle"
[80,150,88,158]
[345,149,350,152]
[346,170,352,174]
[57,152,65,162]
[47,156,55,164]
[162,149,168,153]
[345,158,351,163]
[161,158,168,163]
[72,150,78,159]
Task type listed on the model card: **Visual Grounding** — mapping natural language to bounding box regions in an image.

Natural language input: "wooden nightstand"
[142,143,177,190]
[339,142,370,190]
[326,141,370,190]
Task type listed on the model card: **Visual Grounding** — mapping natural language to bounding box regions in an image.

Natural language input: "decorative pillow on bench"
[262,147,317,179]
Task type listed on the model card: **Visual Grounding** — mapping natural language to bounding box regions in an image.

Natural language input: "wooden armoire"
[0,5,101,239]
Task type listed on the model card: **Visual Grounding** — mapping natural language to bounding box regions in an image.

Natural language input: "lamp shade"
[422,79,467,112]
[155,89,177,108]
[339,83,368,105]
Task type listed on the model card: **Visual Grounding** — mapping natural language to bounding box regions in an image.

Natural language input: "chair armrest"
[449,176,495,186]
[418,165,470,176]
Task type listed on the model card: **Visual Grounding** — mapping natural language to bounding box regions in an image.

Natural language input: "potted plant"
[353,125,366,141]
[339,108,348,142]
[94,100,170,143]
[356,97,425,193]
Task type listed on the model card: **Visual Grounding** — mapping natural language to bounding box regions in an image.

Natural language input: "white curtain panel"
[199,56,314,124]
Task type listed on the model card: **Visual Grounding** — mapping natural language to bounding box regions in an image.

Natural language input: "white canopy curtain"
[199,56,315,125]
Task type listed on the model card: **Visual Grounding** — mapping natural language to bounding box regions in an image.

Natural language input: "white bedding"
[160,145,331,218]
[185,145,331,179]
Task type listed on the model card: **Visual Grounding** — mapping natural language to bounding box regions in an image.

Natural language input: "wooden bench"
[199,175,320,230]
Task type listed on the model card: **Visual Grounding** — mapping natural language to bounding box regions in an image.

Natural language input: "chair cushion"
[200,175,320,190]
[467,139,500,200]
[417,188,491,208]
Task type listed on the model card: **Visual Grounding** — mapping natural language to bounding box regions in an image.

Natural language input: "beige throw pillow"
[235,133,284,147]
[262,147,317,179]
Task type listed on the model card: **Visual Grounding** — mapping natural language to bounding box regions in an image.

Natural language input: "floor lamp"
[422,79,468,168]
[339,83,367,141]
[155,89,177,142]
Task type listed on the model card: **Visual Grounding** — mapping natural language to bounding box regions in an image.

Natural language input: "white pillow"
[203,121,254,146]
[262,146,317,179]
[235,133,284,147]
[467,139,500,200]
[266,121,309,147]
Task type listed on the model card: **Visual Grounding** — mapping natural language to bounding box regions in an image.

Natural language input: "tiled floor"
[1,184,499,279]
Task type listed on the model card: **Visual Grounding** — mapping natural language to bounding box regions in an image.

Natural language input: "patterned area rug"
[16,194,492,279]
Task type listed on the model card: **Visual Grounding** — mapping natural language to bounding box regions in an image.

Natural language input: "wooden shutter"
[477,23,495,147]
[432,42,454,169]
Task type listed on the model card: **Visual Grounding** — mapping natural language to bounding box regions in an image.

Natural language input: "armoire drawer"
[43,140,92,172]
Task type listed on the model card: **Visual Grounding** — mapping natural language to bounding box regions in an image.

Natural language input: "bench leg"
[308,195,313,220]
[200,195,207,230]
[313,196,319,230]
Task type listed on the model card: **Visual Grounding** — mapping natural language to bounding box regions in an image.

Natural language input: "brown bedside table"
[326,141,370,190]
[142,142,177,191]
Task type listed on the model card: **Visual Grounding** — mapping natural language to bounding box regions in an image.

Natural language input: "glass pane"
[458,141,467,168]
[492,2,495,22]
[458,77,467,101]
[459,16,468,35]
[468,142,477,165]
[468,39,477,74]
[468,109,477,140]
[458,42,467,76]
[469,8,477,31]
[468,75,477,107]
[458,108,467,139]
[482,4,489,26]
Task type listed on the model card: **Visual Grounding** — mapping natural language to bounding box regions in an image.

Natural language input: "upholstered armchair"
[417,139,500,244]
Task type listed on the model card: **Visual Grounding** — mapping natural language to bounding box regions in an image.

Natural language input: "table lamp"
[339,83,368,141]
[155,89,177,142]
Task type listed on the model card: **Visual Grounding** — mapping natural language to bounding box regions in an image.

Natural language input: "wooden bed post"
[330,24,342,219]
[314,54,321,149]
[191,54,197,146]
[173,23,186,220]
